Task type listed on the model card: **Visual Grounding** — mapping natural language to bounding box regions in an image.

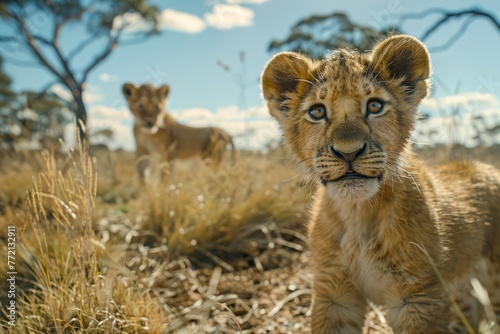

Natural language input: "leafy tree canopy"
[268,12,399,59]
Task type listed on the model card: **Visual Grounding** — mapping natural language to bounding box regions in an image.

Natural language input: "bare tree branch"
[31,34,52,46]
[11,13,69,89]
[67,34,99,61]
[49,7,91,90]
[80,39,116,84]
[53,7,86,45]
[50,29,79,90]
[0,35,18,42]
[398,8,448,24]
[427,17,475,53]
[80,27,123,84]
[400,8,500,51]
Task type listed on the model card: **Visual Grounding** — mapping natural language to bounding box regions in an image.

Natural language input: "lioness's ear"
[261,52,314,123]
[158,84,170,98]
[122,83,137,100]
[371,35,431,88]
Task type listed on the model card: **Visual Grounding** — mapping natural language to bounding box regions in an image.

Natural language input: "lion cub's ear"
[158,84,170,99]
[370,35,431,92]
[261,52,314,124]
[122,83,137,100]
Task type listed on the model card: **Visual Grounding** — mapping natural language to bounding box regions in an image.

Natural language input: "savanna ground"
[0,138,499,334]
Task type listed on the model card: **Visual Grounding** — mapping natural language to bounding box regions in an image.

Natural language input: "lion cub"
[262,35,500,333]
[122,83,235,183]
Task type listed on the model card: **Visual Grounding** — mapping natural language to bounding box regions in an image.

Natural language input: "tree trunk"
[72,87,89,149]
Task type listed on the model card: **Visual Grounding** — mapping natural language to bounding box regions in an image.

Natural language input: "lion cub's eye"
[308,104,327,120]
[366,99,385,115]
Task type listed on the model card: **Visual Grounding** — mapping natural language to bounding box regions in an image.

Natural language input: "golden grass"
[0,142,498,333]
[0,142,311,333]
[1,143,170,333]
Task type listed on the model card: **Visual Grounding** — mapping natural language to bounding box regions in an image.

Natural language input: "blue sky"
[2,0,500,149]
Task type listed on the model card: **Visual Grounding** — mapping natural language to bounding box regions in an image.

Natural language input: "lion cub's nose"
[330,143,366,162]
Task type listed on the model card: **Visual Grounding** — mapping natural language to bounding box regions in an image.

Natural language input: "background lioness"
[262,35,500,333]
[122,83,235,183]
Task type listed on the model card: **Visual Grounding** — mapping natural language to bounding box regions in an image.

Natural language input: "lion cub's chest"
[338,216,398,305]
[136,128,169,156]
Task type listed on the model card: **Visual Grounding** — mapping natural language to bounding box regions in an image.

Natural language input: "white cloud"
[90,105,130,122]
[171,104,278,149]
[205,4,254,29]
[112,12,151,33]
[50,83,73,102]
[113,5,259,34]
[413,112,500,147]
[99,72,118,82]
[415,93,500,147]
[159,9,206,34]
[421,92,498,113]
[83,85,102,104]
[175,108,216,123]
[173,105,270,127]
[225,0,268,3]
[113,9,206,34]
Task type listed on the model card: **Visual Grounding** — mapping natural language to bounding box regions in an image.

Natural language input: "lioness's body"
[262,35,500,333]
[134,114,233,161]
[123,83,234,182]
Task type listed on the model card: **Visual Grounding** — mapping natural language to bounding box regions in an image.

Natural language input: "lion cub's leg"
[483,259,500,330]
[311,268,367,334]
[448,260,488,333]
[491,263,500,333]
[136,156,149,184]
[386,287,451,334]
[449,294,481,334]
[447,257,500,333]
[203,134,225,168]
[159,161,173,183]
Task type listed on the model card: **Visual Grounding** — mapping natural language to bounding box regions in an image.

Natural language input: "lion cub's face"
[122,83,170,129]
[262,35,431,201]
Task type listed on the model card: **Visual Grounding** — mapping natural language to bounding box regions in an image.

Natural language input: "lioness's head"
[262,35,431,201]
[122,83,170,129]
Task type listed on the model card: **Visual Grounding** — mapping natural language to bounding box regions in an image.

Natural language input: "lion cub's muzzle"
[316,141,386,185]
[330,142,366,164]
[141,118,156,128]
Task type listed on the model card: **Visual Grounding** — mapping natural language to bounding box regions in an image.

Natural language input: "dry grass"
[0,142,311,333]
[0,142,498,333]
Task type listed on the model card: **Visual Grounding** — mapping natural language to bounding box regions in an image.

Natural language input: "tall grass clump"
[8,137,169,333]
[130,152,310,266]
[94,153,308,276]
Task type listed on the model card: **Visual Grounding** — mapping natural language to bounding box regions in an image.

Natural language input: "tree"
[23,90,71,147]
[0,56,16,109]
[0,0,159,140]
[0,55,18,151]
[0,88,70,152]
[268,12,399,59]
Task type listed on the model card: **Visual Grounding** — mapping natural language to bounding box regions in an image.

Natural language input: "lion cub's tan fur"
[122,83,235,182]
[262,35,500,333]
